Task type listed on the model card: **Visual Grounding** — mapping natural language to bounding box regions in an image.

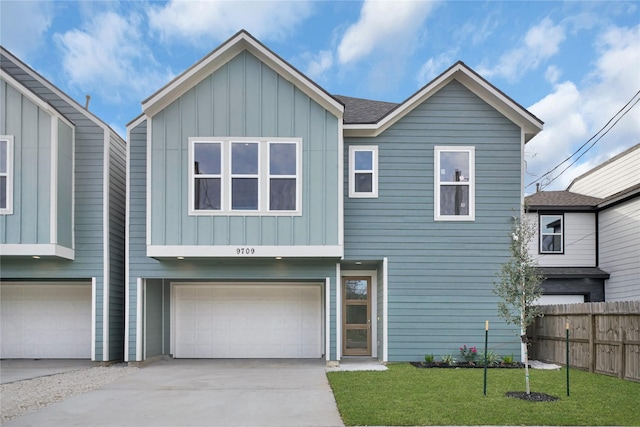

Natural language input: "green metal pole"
[484,320,489,396]
[566,322,570,397]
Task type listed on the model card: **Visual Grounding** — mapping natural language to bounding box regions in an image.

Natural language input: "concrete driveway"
[3,358,345,427]
[1,359,95,384]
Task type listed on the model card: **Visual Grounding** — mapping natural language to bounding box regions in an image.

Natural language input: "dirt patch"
[506,391,559,402]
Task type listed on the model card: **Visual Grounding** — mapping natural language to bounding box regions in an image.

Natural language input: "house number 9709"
[236,248,255,255]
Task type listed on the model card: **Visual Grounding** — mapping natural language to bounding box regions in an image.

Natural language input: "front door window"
[343,277,371,356]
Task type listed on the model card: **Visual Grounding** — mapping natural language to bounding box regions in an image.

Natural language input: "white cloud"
[416,49,459,86]
[525,24,640,191]
[337,0,436,65]
[478,17,566,82]
[303,50,334,81]
[544,65,562,84]
[0,1,53,59]
[147,0,313,44]
[53,11,172,104]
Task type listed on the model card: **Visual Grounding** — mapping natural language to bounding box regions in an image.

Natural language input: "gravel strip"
[0,365,138,422]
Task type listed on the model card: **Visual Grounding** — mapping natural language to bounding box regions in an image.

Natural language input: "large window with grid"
[190,138,301,215]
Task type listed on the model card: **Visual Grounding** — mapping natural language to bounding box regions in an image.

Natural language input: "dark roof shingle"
[536,267,610,279]
[333,95,398,124]
[525,191,602,208]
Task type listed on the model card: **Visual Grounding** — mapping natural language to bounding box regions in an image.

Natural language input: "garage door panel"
[1,283,92,359]
[174,284,321,359]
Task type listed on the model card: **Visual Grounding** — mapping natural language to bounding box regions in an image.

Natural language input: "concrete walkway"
[3,358,344,427]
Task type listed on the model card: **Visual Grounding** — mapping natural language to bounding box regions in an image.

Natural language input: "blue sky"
[1,0,638,191]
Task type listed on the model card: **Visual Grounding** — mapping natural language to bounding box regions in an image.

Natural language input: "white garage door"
[0,282,92,359]
[536,294,585,305]
[173,284,322,358]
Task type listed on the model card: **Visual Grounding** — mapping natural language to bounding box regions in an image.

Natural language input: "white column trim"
[91,277,96,361]
[335,264,341,361]
[325,277,330,362]
[136,278,143,361]
[383,257,389,362]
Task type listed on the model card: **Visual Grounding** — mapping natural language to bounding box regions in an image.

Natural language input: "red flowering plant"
[459,345,478,363]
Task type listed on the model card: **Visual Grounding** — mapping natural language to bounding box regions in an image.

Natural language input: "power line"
[526,90,640,190]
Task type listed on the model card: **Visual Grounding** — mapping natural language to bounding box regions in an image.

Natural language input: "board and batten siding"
[148,51,340,248]
[129,118,340,360]
[1,79,53,245]
[344,80,524,360]
[568,146,640,198]
[0,54,127,361]
[600,199,640,301]
[526,212,596,267]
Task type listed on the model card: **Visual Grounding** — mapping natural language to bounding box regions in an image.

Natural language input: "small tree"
[494,214,545,394]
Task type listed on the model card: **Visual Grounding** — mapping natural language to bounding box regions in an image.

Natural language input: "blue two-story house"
[125,31,542,363]
[0,47,126,361]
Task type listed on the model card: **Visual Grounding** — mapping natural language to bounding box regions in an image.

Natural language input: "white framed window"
[539,214,563,254]
[434,146,475,221]
[0,136,13,214]
[349,145,378,198]
[189,137,301,215]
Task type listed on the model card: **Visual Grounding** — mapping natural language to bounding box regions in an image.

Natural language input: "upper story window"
[434,146,475,221]
[0,136,13,214]
[190,137,301,215]
[539,214,563,254]
[349,145,378,198]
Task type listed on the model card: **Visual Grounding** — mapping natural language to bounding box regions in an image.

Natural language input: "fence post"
[618,329,625,380]
[589,313,595,373]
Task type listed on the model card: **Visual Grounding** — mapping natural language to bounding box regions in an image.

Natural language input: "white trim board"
[0,244,74,260]
[147,245,343,258]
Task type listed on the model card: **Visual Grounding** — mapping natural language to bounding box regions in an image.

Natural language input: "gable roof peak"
[141,29,343,119]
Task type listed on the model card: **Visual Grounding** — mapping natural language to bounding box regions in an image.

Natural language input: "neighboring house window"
[539,214,563,254]
[189,137,300,215]
[434,146,475,221]
[349,146,378,198]
[0,136,13,214]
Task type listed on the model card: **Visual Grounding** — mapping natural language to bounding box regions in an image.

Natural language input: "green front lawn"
[327,363,640,426]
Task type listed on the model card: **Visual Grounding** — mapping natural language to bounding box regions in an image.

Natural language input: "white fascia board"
[147,245,343,258]
[1,72,75,130]
[142,32,343,119]
[0,244,74,260]
[343,64,542,140]
[102,130,110,362]
[1,48,124,146]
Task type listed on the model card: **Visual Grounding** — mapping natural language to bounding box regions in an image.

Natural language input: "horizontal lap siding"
[149,51,340,248]
[1,57,126,360]
[527,212,596,267]
[109,133,127,359]
[600,199,640,301]
[344,81,523,361]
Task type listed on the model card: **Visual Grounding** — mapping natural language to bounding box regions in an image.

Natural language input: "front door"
[342,277,371,356]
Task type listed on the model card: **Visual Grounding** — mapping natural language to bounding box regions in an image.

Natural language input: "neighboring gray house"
[0,47,126,361]
[125,30,543,363]
[525,143,640,303]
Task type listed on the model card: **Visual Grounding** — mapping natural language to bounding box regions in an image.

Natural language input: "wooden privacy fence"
[529,301,640,382]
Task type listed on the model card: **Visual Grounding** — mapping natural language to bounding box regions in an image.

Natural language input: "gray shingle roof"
[525,191,602,208]
[333,95,398,124]
[536,267,610,279]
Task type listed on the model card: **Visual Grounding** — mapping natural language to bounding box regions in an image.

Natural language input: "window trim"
[0,135,13,215]
[434,146,475,221]
[539,213,564,254]
[349,145,378,198]
[188,137,302,216]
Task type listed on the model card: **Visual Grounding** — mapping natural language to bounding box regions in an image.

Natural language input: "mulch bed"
[506,391,559,401]
[410,361,525,369]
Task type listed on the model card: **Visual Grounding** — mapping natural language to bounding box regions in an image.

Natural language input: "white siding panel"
[600,199,640,301]
[528,212,596,267]
[568,146,640,198]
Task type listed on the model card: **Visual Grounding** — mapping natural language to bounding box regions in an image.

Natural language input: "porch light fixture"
[177,256,184,260]
[32,256,41,259]
[355,261,362,265]
[275,256,283,260]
